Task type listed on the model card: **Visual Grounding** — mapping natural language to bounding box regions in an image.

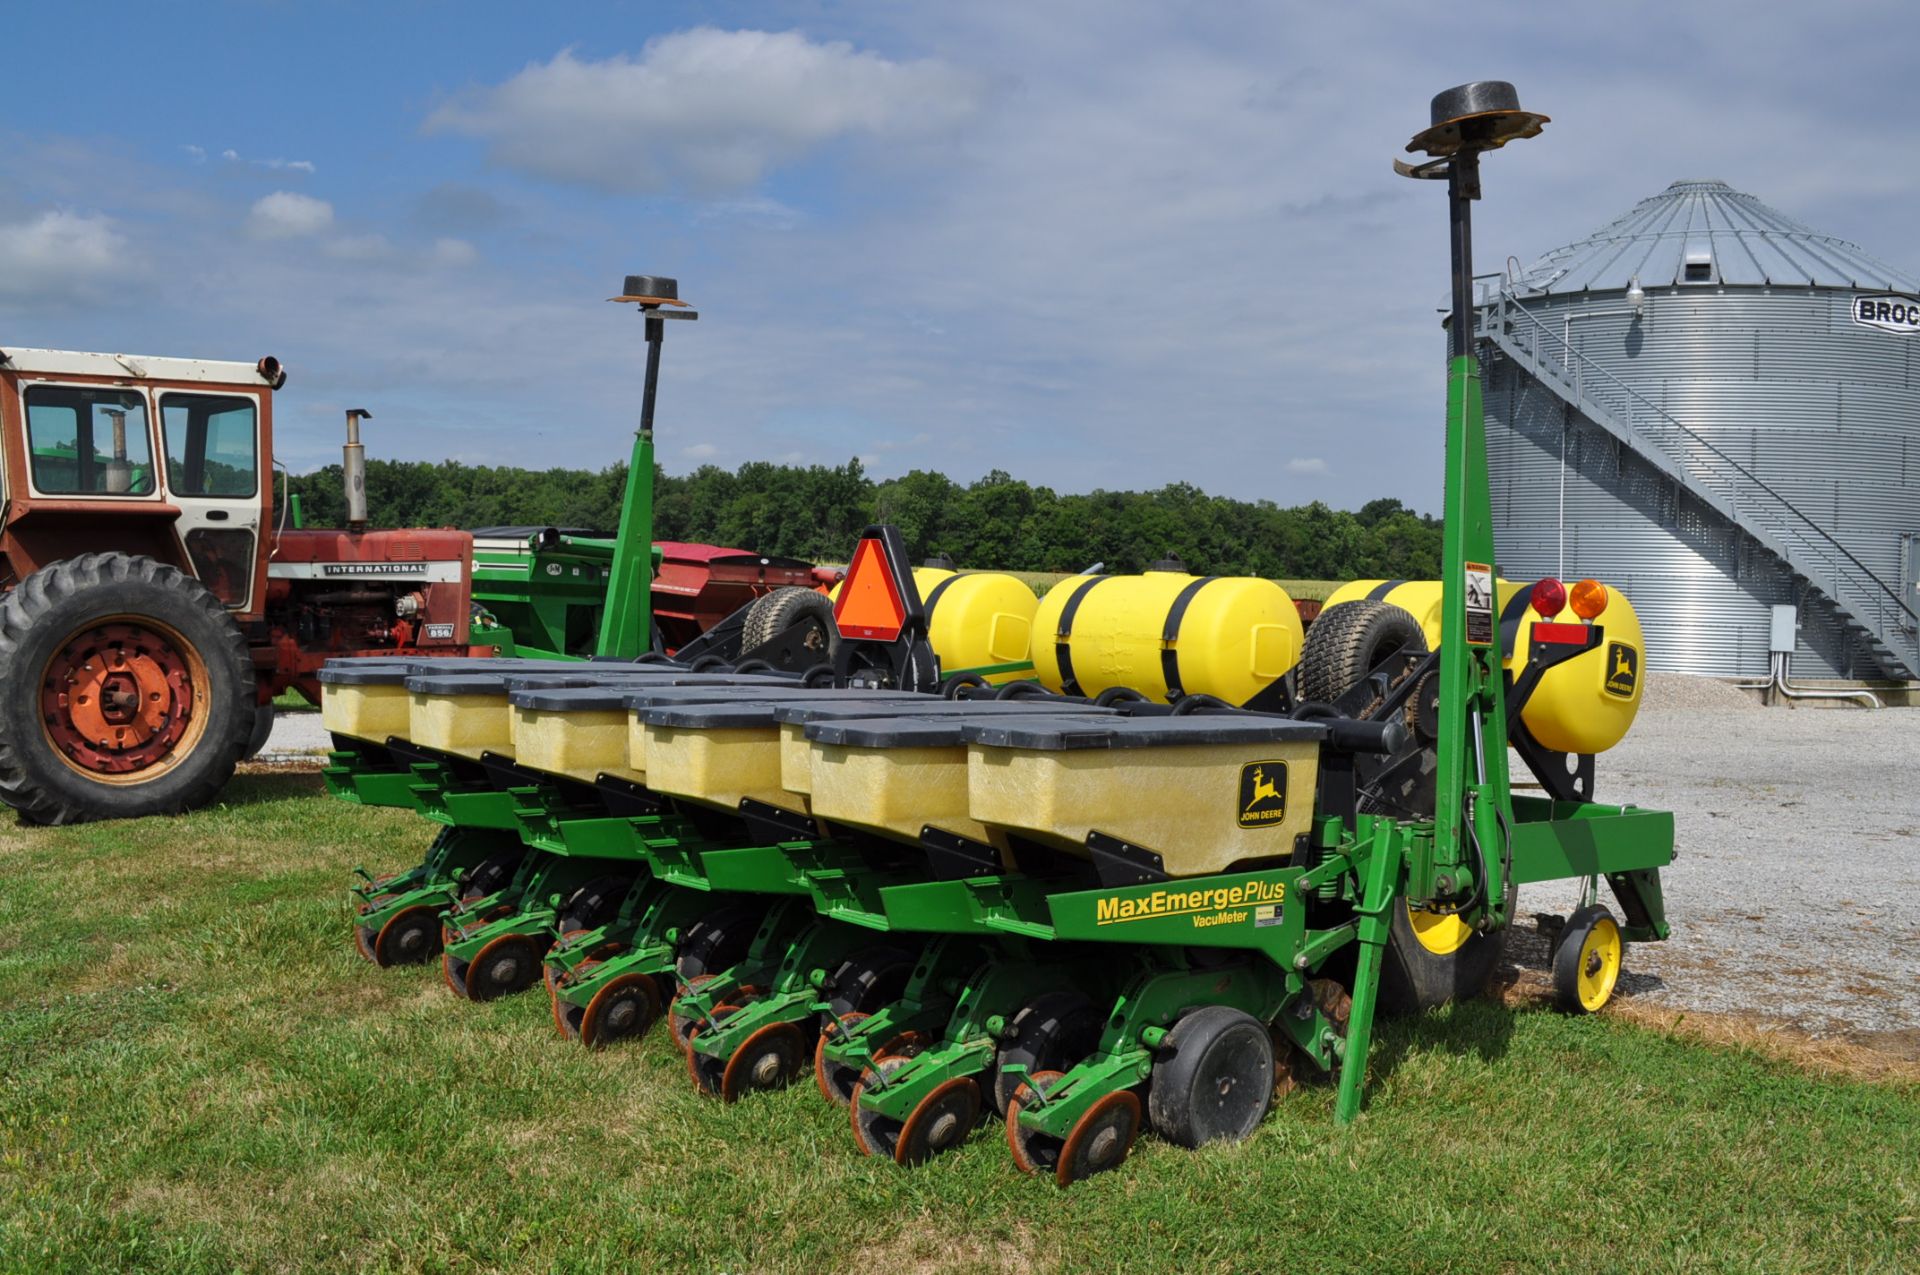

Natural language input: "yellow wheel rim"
[1407,903,1473,956]
[1574,914,1622,1012]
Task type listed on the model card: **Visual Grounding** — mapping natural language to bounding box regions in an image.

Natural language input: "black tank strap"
[1365,579,1404,602]
[1499,585,1533,659]
[922,573,963,619]
[1053,576,1110,696]
[1158,576,1220,699]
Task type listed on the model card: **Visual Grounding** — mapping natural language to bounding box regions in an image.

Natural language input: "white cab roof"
[0,347,275,386]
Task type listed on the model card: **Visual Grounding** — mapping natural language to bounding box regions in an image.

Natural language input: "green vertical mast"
[598,275,697,658]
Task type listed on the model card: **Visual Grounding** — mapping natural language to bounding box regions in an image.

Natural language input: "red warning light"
[1529,577,1567,618]
[834,538,908,641]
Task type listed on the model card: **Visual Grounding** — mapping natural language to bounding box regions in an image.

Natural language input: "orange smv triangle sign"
[834,538,907,641]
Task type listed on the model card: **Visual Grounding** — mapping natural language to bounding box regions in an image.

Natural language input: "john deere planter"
[324,88,1676,1186]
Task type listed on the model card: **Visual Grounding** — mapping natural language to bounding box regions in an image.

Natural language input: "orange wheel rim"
[1055,1090,1141,1187]
[581,974,660,1049]
[814,1011,869,1105]
[895,1077,980,1167]
[1004,1069,1064,1175]
[39,615,213,783]
[721,1022,803,1103]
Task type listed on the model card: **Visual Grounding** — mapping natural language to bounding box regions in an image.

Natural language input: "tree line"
[287,457,1441,580]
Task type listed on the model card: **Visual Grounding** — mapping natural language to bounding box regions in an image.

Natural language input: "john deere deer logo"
[1604,642,1638,699]
[1238,761,1288,828]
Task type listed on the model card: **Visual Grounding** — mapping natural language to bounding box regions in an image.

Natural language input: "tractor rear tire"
[0,553,255,825]
[740,587,836,663]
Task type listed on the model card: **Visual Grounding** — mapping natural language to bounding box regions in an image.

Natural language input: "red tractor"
[0,348,484,824]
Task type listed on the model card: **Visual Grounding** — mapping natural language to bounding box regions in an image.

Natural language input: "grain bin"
[1478,180,1920,679]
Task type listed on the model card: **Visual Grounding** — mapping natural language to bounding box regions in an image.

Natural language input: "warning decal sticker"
[1464,561,1494,646]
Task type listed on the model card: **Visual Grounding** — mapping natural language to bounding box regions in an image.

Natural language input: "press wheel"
[372,906,441,968]
[462,934,541,1002]
[668,974,720,1055]
[893,1077,982,1166]
[1053,1090,1142,1186]
[580,972,665,1050]
[721,1021,808,1103]
[849,1054,912,1157]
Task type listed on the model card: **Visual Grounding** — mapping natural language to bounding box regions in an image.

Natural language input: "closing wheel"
[462,934,541,1002]
[668,974,721,1055]
[1147,1005,1275,1149]
[442,951,471,998]
[1553,904,1623,1013]
[814,1011,871,1106]
[849,1054,916,1158]
[372,906,441,968]
[720,1021,808,1102]
[353,925,378,964]
[1003,1069,1067,1176]
[893,1078,982,1166]
[580,972,665,1049]
[547,962,575,1039]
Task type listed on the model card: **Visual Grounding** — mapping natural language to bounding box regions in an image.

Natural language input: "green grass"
[271,690,317,713]
[2,786,1916,1274]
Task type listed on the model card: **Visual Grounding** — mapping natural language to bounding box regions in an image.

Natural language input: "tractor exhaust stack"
[343,408,372,533]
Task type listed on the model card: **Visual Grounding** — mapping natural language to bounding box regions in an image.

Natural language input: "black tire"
[458,850,525,903]
[674,904,762,982]
[1295,599,1427,707]
[1378,878,1516,1016]
[740,587,836,662]
[0,552,254,825]
[1299,599,1434,819]
[992,991,1103,1116]
[1147,1005,1275,1149]
[244,702,276,760]
[555,876,629,935]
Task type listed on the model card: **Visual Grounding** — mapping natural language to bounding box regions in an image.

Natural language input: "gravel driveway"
[1508,677,1919,1050]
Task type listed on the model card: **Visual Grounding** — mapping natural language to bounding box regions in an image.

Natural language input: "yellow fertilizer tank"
[1029,570,1303,705]
[964,715,1326,877]
[834,567,1037,681]
[1320,578,1645,753]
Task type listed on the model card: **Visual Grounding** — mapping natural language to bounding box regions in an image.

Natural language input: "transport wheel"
[741,587,837,662]
[893,1078,983,1167]
[1053,1091,1142,1187]
[463,934,542,1002]
[1295,599,1433,819]
[373,905,442,968]
[580,973,664,1049]
[0,553,255,825]
[1004,1069,1068,1176]
[354,925,379,964]
[848,1054,914,1157]
[1553,904,1623,1013]
[720,1022,808,1103]
[992,991,1102,1115]
[674,905,761,982]
[814,1011,872,1106]
[1147,1005,1275,1149]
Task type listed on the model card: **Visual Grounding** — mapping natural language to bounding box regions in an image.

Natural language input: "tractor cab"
[0,348,277,615]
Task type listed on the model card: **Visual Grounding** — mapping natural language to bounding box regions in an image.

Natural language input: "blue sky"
[3,2,1915,512]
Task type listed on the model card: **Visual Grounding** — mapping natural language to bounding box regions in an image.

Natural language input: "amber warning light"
[834,538,908,642]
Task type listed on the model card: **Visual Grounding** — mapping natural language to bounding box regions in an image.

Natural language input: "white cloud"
[219,148,313,173]
[326,233,392,261]
[683,442,719,460]
[1285,458,1331,477]
[247,191,333,238]
[424,29,982,194]
[182,144,206,162]
[431,237,477,267]
[0,210,127,301]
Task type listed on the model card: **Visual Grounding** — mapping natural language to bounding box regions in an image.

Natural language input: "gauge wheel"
[1553,903,1623,1013]
[1147,1005,1275,1149]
